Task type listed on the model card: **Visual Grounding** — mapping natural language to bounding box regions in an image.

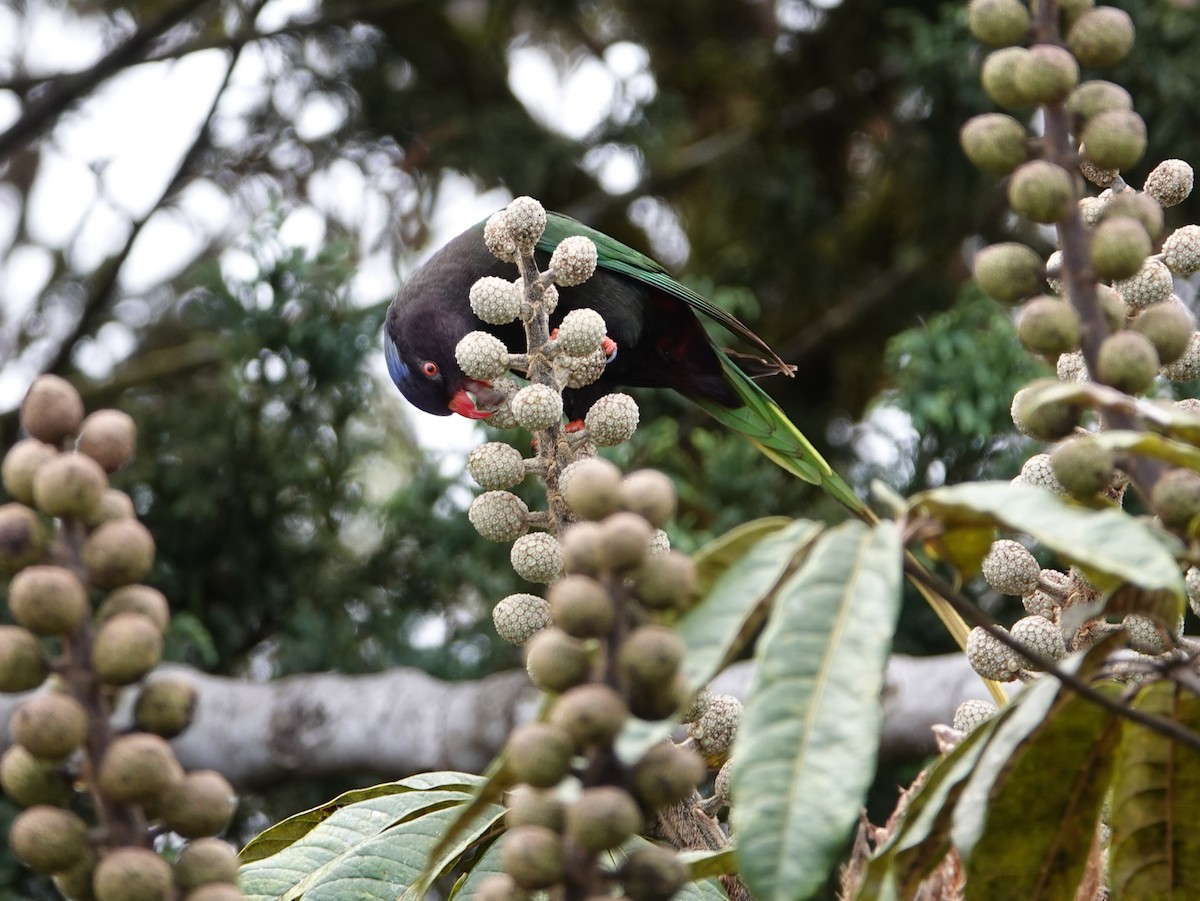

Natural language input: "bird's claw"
[601,337,618,363]
[564,419,586,433]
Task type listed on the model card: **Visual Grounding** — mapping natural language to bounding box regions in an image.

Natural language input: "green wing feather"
[538,213,864,513]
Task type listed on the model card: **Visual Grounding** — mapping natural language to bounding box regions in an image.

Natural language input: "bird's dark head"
[383,304,496,420]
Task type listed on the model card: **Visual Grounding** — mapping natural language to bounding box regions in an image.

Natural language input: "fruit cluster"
[0,376,241,901]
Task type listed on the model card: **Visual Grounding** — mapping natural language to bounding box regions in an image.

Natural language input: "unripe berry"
[565,786,642,852]
[1090,216,1151,281]
[135,675,199,738]
[97,732,183,804]
[474,874,523,901]
[97,583,171,633]
[20,375,84,445]
[1101,190,1164,239]
[505,785,565,832]
[467,442,526,490]
[549,236,598,287]
[1131,299,1194,365]
[621,846,690,901]
[0,745,72,807]
[599,511,654,570]
[550,683,628,747]
[88,487,137,525]
[501,825,565,889]
[1010,615,1066,669]
[93,847,173,901]
[617,626,685,690]
[1016,453,1067,496]
[1014,44,1078,104]
[560,456,623,520]
[1081,110,1147,171]
[0,503,46,572]
[9,805,88,874]
[505,197,546,249]
[557,309,607,356]
[982,539,1040,596]
[455,331,510,381]
[585,393,639,446]
[1066,80,1132,123]
[1115,259,1174,311]
[32,451,107,519]
[8,565,88,636]
[1,439,56,505]
[560,521,607,575]
[632,741,707,810]
[506,722,575,787]
[973,242,1045,305]
[82,518,156,588]
[1162,225,1200,277]
[1056,351,1088,383]
[1008,161,1075,223]
[547,575,614,639]
[11,692,88,760]
[687,693,742,761]
[981,47,1032,109]
[0,626,46,692]
[92,612,163,685]
[174,838,240,891]
[510,532,562,583]
[1151,469,1200,533]
[511,384,563,431]
[1067,6,1135,68]
[1123,613,1167,655]
[468,491,528,542]
[1095,331,1159,395]
[966,625,1018,681]
[77,409,137,473]
[563,348,606,387]
[1144,159,1194,208]
[492,593,552,645]
[525,627,591,693]
[161,769,237,838]
[953,699,998,733]
[632,550,698,610]
[484,211,517,263]
[619,470,677,528]
[1050,436,1115,498]
[967,0,1030,46]
[1016,296,1081,357]
[959,114,1028,175]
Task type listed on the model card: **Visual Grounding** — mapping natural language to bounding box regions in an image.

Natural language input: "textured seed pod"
[680,686,711,724]
[492,593,551,645]
[687,693,742,760]
[648,528,670,555]
[4,492,54,561]
[467,442,526,490]
[510,533,562,584]
[550,683,628,747]
[1163,225,1200,277]
[161,769,237,838]
[82,518,156,588]
[982,539,1040,596]
[11,693,88,760]
[1010,615,1066,669]
[455,331,510,381]
[505,196,547,250]
[1067,79,1133,124]
[469,277,522,325]
[632,550,698,610]
[511,385,564,431]
[1014,44,1078,104]
[0,745,72,808]
[0,626,46,692]
[31,451,107,519]
[952,699,998,733]
[1008,161,1075,223]
[558,309,607,357]
[468,491,528,542]
[563,349,606,388]
[1017,296,1081,356]
[1178,399,1200,418]
[566,786,642,852]
[1131,299,1194,365]
[1015,453,1067,496]
[599,511,655,570]
[1090,216,1151,281]
[94,847,173,901]
[967,0,1031,46]
[1123,613,1167,655]
[1,439,56,505]
[9,805,88,874]
[1081,160,1119,189]
[1067,6,1134,68]
[1161,332,1200,382]
[1151,469,1200,532]
[981,47,1031,108]
[506,723,573,788]
[1010,380,1081,441]
[1096,331,1159,395]
[77,409,137,473]
[548,575,614,638]
[20,375,84,445]
[632,741,707,810]
[501,825,565,890]
[966,626,1019,680]
[1078,195,1106,227]
[619,470,677,528]
[1044,249,1064,294]
[561,456,624,520]
[974,242,1044,305]
[97,584,171,633]
[1115,259,1174,310]
[549,236,598,286]
[174,838,240,891]
[1081,110,1146,171]
[8,565,88,636]
[135,675,199,738]
[1022,586,1060,620]
[621,845,690,901]
[97,732,183,804]
[1050,435,1116,499]
[959,114,1028,175]
[585,393,639,446]
[1144,159,1194,208]
[92,612,163,685]
[525,627,591,693]
[1187,567,1200,618]
[484,211,517,262]
[1056,351,1088,383]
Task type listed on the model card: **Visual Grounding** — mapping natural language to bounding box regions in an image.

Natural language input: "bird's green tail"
[694,357,867,515]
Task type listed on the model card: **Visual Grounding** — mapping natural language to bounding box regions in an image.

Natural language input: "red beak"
[448,380,505,420]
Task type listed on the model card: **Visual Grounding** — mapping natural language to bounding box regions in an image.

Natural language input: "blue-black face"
[384,329,453,416]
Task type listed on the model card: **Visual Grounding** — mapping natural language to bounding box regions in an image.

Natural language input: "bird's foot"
[564,419,586,433]
[601,336,618,362]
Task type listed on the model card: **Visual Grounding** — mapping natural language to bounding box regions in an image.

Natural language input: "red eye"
[421,361,439,378]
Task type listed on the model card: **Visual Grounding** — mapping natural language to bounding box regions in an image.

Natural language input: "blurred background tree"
[0,0,1197,895]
